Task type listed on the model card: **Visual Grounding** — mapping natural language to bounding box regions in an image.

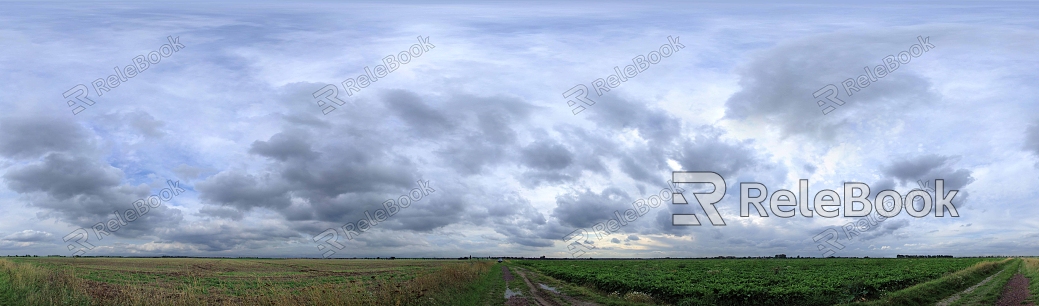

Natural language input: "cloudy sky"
[1,0,1037,258]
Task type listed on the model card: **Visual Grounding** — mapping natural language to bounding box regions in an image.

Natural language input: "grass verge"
[1019,257,1039,304]
[0,259,92,306]
[423,260,503,306]
[842,258,1012,306]
[948,258,1021,306]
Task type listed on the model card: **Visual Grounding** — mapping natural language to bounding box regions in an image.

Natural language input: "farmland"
[510,257,1024,306]
[0,257,505,305]
[2,256,1038,305]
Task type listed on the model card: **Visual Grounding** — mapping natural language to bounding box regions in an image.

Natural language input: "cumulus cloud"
[2,230,53,242]
[0,2,1034,259]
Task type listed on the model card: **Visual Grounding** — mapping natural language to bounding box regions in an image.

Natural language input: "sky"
[0,0,1037,258]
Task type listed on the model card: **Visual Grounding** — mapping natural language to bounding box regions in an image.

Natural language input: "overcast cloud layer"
[1,0,1038,258]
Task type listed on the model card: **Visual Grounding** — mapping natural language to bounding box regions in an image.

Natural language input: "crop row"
[515,258,995,305]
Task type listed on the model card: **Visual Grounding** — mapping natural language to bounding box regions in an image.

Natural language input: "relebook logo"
[312,36,435,115]
[670,171,960,226]
[62,36,186,115]
[563,35,685,115]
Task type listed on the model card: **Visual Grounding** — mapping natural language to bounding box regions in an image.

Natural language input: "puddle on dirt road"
[539,283,559,293]
[505,287,522,298]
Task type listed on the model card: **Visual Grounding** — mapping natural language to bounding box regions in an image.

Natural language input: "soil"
[996,273,1035,306]
[502,265,514,282]
[501,265,600,306]
[502,265,531,305]
[84,280,122,301]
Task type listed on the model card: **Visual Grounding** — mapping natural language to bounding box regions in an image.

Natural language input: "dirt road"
[501,265,599,306]
[996,273,1034,306]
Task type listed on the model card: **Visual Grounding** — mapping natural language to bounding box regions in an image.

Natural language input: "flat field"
[0,257,503,306]
[1,257,1036,306]
[511,258,1012,306]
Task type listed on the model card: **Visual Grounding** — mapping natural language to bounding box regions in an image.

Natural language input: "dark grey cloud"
[200,112,420,222]
[586,94,682,146]
[382,90,457,138]
[431,94,538,175]
[480,193,552,247]
[520,140,573,170]
[377,189,465,233]
[1026,122,1039,159]
[881,154,951,183]
[437,135,510,175]
[867,178,897,201]
[674,130,760,177]
[0,113,126,226]
[0,115,91,159]
[553,187,632,229]
[859,219,910,241]
[556,125,614,168]
[517,137,583,188]
[880,154,975,208]
[619,150,666,184]
[1,230,53,242]
[724,30,941,141]
[0,4,1032,260]
[0,115,185,239]
[249,130,319,161]
[1,150,182,239]
[157,221,300,252]
[3,153,123,200]
[197,170,293,211]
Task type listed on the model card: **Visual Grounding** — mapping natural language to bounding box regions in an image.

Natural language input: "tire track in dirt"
[512,267,599,306]
[512,267,558,306]
[502,265,531,306]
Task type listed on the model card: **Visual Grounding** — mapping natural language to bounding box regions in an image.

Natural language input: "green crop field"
[513,258,1008,305]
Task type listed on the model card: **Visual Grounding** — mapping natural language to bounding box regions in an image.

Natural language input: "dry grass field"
[0,257,502,306]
